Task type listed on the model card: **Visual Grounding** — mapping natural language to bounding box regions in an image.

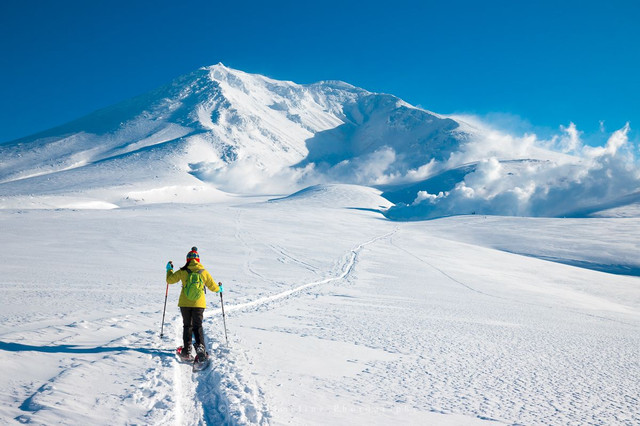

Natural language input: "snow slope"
[0,64,475,207]
[1,187,639,425]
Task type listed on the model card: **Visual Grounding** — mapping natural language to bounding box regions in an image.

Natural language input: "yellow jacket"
[166,260,220,308]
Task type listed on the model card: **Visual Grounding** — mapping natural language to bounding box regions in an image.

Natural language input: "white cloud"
[556,122,582,153]
[386,121,640,219]
[583,123,630,157]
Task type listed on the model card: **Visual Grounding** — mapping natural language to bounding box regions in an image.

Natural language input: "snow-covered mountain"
[1,64,638,217]
[0,64,465,200]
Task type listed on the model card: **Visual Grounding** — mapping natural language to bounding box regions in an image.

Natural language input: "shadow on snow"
[0,341,172,357]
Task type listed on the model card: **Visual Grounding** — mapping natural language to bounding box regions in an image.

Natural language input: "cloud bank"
[385,122,639,219]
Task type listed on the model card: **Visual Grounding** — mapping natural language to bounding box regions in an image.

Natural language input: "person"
[166,247,222,360]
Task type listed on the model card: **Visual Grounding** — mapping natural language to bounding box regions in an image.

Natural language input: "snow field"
[1,188,639,424]
[231,223,639,424]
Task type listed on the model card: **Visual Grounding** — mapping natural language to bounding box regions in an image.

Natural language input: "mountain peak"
[204,62,235,76]
[0,65,481,201]
[4,64,613,219]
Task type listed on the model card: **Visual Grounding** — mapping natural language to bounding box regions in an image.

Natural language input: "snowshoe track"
[167,228,397,425]
[226,229,397,314]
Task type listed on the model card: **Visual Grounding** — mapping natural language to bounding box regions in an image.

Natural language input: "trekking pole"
[160,280,169,338]
[220,289,229,345]
[160,261,174,338]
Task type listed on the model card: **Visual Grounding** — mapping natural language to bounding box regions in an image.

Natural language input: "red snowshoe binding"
[176,346,193,361]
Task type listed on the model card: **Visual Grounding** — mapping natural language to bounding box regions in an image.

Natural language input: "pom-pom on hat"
[186,246,200,262]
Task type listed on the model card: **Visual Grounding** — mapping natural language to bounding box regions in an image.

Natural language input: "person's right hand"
[218,282,224,293]
[166,261,173,271]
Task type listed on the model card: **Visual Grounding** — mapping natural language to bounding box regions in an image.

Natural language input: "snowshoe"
[176,346,193,362]
[192,344,211,372]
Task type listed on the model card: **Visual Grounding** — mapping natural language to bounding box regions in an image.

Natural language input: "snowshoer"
[166,247,222,361]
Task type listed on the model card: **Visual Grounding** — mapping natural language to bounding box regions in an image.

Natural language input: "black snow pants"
[180,307,205,352]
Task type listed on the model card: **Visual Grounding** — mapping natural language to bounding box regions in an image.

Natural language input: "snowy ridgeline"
[0,187,639,425]
[0,64,639,220]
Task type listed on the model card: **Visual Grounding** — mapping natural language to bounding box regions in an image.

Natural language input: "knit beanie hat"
[186,246,200,262]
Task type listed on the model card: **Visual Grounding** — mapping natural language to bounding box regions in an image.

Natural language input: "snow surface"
[1,185,639,425]
[1,64,639,425]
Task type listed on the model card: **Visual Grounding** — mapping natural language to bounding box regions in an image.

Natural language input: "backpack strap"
[180,265,190,288]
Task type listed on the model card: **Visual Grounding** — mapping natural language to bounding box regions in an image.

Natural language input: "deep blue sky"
[1,0,639,144]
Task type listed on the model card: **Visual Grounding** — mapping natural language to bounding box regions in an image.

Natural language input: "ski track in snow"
[267,243,319,273]
[226,229,397,314]
[234,210,275,286]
